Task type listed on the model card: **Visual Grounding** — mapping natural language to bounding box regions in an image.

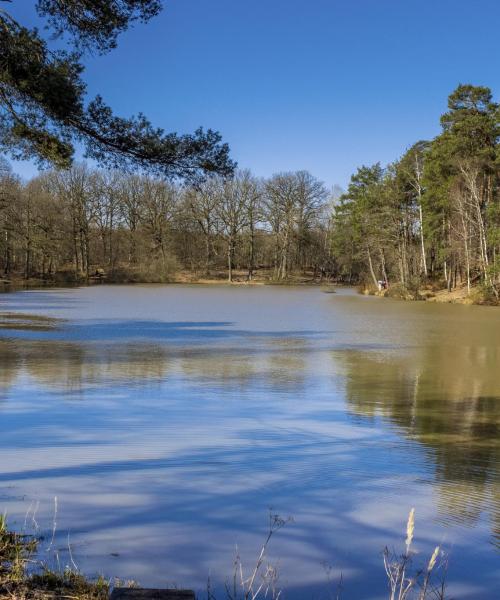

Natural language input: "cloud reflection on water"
[0,285,499,599]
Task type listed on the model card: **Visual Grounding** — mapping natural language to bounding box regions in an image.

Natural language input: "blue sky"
[6,0,500,189]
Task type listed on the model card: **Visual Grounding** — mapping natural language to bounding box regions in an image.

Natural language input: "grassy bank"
[0,515,108,600]
[360,282,499,306]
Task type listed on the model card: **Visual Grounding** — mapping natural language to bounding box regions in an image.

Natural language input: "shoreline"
[361,283,499,306]
[2,272,498,307]
[0,269,338,293]
[0,512,447,600]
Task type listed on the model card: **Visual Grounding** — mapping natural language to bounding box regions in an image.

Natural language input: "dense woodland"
[1,84,499,300]
[334,84,500,301]
[0,161,332,283]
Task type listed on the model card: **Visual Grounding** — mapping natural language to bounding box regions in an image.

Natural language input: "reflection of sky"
[0,285,499,599]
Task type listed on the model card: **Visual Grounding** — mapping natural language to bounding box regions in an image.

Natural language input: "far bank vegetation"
[333,84,500,305]
[0,165,332,285]
[1,84,499,304]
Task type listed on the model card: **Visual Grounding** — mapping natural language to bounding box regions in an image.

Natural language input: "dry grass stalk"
[208,513,290,600]
[384,509,445,600]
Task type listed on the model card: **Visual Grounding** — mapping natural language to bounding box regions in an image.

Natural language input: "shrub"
[108,255,179,283]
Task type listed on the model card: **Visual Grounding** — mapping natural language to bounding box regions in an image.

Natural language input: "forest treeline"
[0,84,499,301]
[334,84,500,301]
[0,161,333,283]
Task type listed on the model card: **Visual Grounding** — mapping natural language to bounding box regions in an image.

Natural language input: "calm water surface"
[0,285,498,599]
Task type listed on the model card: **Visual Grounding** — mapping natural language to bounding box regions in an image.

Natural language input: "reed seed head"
[427,546,440,572]
[405,508,415,550]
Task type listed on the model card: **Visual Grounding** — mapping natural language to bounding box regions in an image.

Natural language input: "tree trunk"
[459,210,471,295]
[415,155,428,277]
[205,232,211,276]
[24,239,31,279]
[247,223,255,281]
[366,247,378,287]
[379,247,389,286]
[418,202,427,277]
[227,237,233,283]
[4,230,11,275]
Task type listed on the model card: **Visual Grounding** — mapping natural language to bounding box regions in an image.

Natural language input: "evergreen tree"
[0,1,235,181]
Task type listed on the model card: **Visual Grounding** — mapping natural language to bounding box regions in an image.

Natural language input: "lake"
[0,285,498,599]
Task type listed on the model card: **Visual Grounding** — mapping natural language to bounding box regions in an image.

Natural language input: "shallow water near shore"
[0,285,498,599]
